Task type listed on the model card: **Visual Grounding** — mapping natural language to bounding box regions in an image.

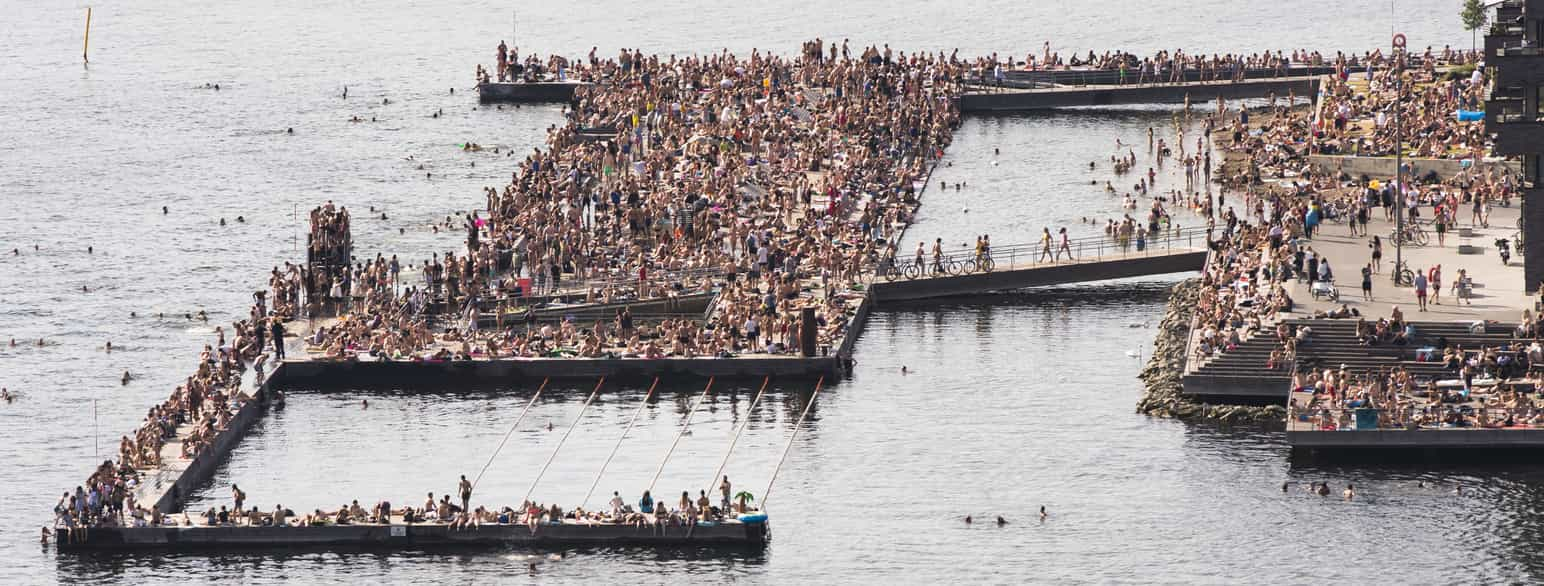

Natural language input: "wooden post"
[83,7,92,63]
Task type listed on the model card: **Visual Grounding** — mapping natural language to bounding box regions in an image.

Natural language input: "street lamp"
[1391,32,1407,284]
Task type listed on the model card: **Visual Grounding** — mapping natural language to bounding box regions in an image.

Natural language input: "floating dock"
[477,81,586,103]
[56,518,768,550]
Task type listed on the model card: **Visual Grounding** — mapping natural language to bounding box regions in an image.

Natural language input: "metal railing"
[878,226,1209,281]
[967,64,1341,90]
[1287,403,1542,431]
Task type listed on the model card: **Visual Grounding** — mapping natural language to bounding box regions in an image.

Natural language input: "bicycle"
[1390,224,1429,247]
[963,256,996,274]
[931,257,964,276]
[1393,261,1415,287]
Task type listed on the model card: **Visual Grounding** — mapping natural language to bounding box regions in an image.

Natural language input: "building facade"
[1486,0,1544,289]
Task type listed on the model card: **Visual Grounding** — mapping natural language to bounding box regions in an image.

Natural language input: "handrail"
[1287,403,1542,432]
[885,225,1210,273]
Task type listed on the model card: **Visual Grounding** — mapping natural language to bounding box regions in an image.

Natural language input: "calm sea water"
[4,0,1529,583]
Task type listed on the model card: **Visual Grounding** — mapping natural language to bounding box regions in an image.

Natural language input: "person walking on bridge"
[1056,228,1073,261]
[931,238,944,275]
[1039,228,1054,262]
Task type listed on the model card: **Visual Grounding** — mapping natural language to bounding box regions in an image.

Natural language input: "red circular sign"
[1393,33,1407,49]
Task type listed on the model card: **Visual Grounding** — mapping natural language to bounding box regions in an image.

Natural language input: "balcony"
[1490,43,1544,86]
[1491,117,1544,156]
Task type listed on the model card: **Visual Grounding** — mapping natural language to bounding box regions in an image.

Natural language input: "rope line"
[762,376,825,510]
[647,377,714,494]
[470,377,549,493]
[704,376,771,496]
[580,376,659,509]
[522,377,606,504]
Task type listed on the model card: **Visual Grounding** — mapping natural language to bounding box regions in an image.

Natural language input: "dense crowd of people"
[1309,53,1489,159]
[1292,328,1544,430]
[56,292,283,529]
[452,39,966,360]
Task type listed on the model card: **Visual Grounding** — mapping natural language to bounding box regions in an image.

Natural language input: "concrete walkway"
[1289,204,1528,322]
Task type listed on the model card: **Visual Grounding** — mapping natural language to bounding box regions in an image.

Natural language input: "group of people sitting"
[1310,53,1489,159]
[61,291,284,528]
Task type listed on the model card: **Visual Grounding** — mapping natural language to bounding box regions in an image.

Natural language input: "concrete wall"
[868,251,1207,302]
[1179,373,1290,401]
[960,78,1318,111]
[58,518,767,549]
[836,294,873,358]
[1307,155,1520,181]
[477,82,584,103]
[1289,427,1544,448]
[273,355,838,387]
[1526,188,1544,292]
[149,364,281,514]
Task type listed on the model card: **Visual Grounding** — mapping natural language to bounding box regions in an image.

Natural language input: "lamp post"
[1391,32,1407,284]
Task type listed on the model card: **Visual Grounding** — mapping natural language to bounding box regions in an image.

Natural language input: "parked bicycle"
[1390,223,1429,247]
[1393,260,1415,286]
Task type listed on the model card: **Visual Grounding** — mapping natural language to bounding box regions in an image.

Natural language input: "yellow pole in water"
[82,7,92,63]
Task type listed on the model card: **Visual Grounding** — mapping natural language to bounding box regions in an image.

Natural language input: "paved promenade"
[1287,204,1527,322]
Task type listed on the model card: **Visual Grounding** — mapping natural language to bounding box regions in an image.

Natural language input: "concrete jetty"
[477,81,586,103]
[56,517,768,550]
[480,75,1322,112]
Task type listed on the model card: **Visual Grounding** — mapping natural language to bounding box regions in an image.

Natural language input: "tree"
[734,491,755,513]
[1461,0,1489,54]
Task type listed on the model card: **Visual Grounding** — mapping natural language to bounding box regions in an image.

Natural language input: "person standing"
[1414,269,1429,312]
[1306,251,1319,285]
[1429,266,1443,305]
[269,318,285,360]
[609,491,625,517]
[719,476,733,511]
[232,484,246,513]
[1361,263,1374,301]
[1038,228,1054,262]
[459,475,472,512]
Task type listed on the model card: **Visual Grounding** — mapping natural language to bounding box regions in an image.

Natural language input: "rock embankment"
[1137,278,1285,426]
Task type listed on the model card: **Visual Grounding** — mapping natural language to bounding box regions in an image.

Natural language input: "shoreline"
[1136,278,1286,425]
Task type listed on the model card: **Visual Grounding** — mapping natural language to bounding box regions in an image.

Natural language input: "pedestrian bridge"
[959,76,1321,111]
[868,228,1210,302]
